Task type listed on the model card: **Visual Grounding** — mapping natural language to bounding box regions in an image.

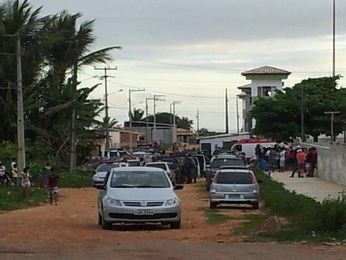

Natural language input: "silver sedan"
[209,168,260,209]
[97,167,183,230]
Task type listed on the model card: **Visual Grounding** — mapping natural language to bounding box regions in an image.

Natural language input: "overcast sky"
[31,0,346,132]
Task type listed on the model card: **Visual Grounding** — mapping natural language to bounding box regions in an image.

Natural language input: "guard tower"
[237,66,291,132]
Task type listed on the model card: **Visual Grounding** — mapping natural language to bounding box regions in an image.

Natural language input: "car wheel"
[209,201,217,209]
[170,220,181,229]
[101,214,112,230]
[252,202,259,209]
[98,213,102,226]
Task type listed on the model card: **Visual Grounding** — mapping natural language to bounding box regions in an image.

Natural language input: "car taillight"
[250,172,257,184]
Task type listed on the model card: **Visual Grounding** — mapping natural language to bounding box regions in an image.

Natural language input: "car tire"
[252,202,259,209]
[170,220,181,229]
[98,213,102,226]
[101,214,112,230]
[209,201,217,209]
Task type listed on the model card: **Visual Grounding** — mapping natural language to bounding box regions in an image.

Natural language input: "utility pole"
[128,88,145,151]
[69,59,78,172]
[236,96,240,134]
[16,33,25,176]
[332,0,336,77]
[225,88,229,134]
[196,109,200,134]
[145,97,153,143]
[94,67,117,155]
[171,101,181,144]
[153,94,165,142]
[171,101,181,127]
[325,111,340,142]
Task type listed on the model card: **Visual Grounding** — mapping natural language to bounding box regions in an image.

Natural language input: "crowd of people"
[255,144,318,178]
[0,160,60,205]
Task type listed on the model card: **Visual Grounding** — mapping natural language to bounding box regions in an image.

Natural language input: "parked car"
[92,162,124,187]
[209,168,260,209]
[125,159,141,167]
[145,162,176,186]
[97,167,183,229]
[206,155,245,190]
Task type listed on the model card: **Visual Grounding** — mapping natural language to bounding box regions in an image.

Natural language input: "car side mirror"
[174,184,184,190]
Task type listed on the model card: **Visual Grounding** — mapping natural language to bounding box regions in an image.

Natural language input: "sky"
[30,0,346,132]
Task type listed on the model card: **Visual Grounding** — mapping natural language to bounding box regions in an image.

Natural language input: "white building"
[237,66,291,132]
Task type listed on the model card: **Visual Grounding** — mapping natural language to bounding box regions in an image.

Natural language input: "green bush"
[58,170,93,188]
[253,168,346,239]
[253,168,318,217]
[294,195,346,234]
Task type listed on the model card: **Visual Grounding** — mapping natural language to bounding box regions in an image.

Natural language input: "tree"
[144,112,193,130]
[251,76,345,140]
[0,1,120,164]
[130,108,144,121]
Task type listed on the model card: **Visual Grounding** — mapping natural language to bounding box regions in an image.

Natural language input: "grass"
[59,170,93,188]
[204,208,230,225]
[249,168,346,241]
[0,169,93,211]
[0,186,48,211]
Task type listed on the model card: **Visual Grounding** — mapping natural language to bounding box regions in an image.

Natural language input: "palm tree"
[0,0,47,141]
[131,108,145,121]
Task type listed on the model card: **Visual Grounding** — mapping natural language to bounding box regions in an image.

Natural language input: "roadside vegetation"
[248,168,346,241]
[0,186,48,211]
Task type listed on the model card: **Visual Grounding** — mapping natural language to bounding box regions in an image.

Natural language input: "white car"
[145,162,176,186]
[97,167,183,230]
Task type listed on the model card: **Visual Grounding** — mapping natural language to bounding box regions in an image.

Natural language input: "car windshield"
[96,163,119,172]
[211,158,245,168]
[216,172,253,184]
[146,164,166,170]
[110,170,170,188]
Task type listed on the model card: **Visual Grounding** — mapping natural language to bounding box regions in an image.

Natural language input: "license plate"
[134,209,154,215]
[225,194,240,199]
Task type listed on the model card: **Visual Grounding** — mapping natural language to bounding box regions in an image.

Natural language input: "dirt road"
[0,180,345,259]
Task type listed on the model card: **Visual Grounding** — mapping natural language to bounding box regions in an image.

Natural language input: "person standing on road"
[182,154,197,184]
[289,148,299,178]
[48,168,60,205]
[306,147,317,177]
[21,167,31,198]
[279,148,286,171]
[11,162,18,185]
[296,149,306,178]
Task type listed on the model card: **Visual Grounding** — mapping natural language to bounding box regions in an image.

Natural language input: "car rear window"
[215,172,253,184]
[211,158,245,168]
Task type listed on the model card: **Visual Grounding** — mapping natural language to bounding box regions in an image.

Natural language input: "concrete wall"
[307,143,346,185]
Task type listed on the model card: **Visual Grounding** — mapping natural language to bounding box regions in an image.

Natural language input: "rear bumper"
[210,192,259,203]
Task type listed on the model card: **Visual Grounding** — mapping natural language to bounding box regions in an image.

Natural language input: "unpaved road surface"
[0,180,345,259]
